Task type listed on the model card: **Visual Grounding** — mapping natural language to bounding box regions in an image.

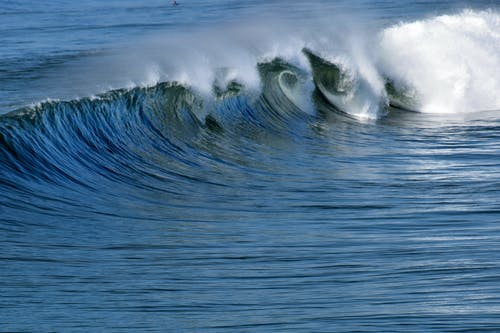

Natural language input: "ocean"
[1,1,500,332]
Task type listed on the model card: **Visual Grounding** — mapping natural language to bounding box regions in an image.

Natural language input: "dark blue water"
[2,1,500,332]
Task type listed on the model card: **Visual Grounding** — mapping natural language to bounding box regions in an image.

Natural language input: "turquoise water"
[1,1,500,332]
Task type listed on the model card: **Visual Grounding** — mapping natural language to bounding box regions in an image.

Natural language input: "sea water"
[1,1,500,332]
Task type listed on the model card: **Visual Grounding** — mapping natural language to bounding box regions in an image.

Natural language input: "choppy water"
[2,1,500,332]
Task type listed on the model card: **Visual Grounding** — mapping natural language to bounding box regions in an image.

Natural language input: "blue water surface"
[1,1,500,332]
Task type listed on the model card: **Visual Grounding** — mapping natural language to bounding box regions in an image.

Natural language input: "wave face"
[0,64,320,218]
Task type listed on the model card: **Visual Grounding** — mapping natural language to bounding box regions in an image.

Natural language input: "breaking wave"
[1,9,500,221]
[1,10,499,174]
[70,9,498,118]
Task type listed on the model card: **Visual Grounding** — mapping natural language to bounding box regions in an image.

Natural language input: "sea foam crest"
[378,10,500,114]
[16,10,499,119]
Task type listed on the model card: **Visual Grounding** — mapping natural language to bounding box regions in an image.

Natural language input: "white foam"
[378,10,500,114]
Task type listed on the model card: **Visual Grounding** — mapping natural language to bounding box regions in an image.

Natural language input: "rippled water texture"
[1,1,500,332]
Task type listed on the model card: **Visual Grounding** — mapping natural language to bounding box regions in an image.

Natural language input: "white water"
[378,10,500,114]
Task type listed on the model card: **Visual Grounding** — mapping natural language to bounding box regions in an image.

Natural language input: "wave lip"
[303,47,389,119]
